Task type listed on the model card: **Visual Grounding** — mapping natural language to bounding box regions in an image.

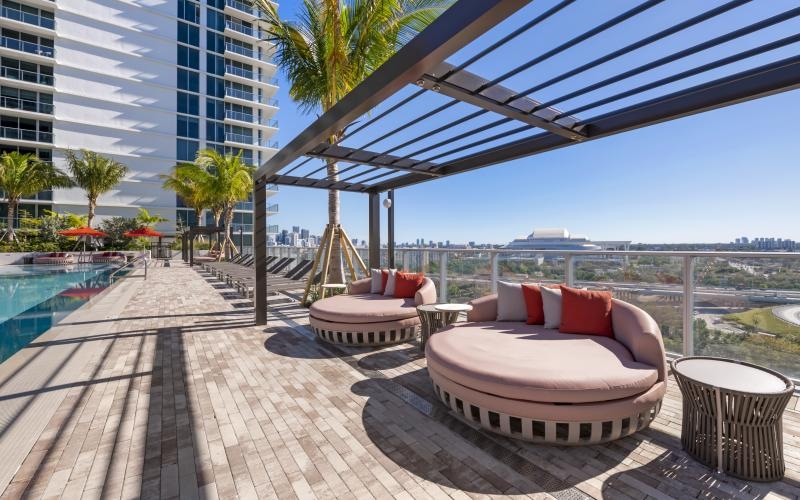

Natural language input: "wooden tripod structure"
[302,224,369,304]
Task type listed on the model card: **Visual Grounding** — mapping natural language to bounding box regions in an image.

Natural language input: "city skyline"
[266,0,800,245]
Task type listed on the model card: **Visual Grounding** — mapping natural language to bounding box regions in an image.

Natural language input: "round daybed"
[33,252,75,265]
[309,276,437,346]
[425,293,667,445]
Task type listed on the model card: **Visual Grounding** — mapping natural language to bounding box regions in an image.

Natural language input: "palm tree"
[160,165,212,228]
[0,152,72,241]
[64,149,128,227]
[195,149,254,258]
[256,0,451,281]
[163,149,253,258]
[135,208,168,227]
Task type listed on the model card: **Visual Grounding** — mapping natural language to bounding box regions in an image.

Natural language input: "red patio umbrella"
[58,226,108,252]
[58,227,108,238]
[123,227,163,238]
[124,227,164,258]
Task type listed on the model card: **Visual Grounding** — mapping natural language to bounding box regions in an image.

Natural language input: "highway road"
[774,305,800,326]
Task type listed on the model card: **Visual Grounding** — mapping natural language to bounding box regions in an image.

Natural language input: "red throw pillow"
[380,269,389,294]
[522,284,562,324]
[559,285,613,337]
[394,272,425,298]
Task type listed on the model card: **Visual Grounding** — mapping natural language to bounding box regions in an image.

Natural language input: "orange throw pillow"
[394,272,425,298]
[521,284,561,324]
[559,285,613,337]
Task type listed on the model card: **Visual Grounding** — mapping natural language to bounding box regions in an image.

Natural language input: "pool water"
[0,264,122,363]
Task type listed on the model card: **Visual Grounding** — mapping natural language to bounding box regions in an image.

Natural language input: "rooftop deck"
[1,263,799,499]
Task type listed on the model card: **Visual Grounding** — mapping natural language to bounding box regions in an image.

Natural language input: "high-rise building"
[0,0,280,246]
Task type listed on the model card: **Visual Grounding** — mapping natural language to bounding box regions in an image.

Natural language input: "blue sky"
[267,0,800,245]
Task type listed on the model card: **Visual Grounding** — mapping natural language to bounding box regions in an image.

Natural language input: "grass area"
[724,307,800,338]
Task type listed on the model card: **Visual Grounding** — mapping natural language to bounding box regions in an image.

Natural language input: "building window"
[206,8,225,32]
[177,45,199,69]
[206,31,224,54]
[207,98,224,120]
[177,92,199,115]
[206,120,224,143]
[178,0,199,23]
[207,76,224,98]
[177,138,198,161]
[177,115,199,138]
[206,54,224,76]
[177,22,199,46]
[177,68,199,92]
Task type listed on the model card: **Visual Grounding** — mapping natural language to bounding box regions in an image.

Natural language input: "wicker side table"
[672,357,794,481]
[416,304,471,352]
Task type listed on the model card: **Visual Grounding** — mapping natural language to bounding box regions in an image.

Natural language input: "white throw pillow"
[382,269,398,296]
[540,286,562,329]
[496,281,527,322]
[370,268,383,293]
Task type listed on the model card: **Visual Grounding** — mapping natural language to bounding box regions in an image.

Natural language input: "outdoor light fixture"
[383,198,392,209]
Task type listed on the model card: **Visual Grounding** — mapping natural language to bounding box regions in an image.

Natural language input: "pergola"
[252,0,800,324]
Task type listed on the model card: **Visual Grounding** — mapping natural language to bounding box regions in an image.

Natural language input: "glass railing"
[267,246,800,381]
[265,183,278,191]
[224,87,254,101]
[266,203,278,212]
[225,64,255,80]
[0,126,52,142]
[224,88,278,107]
[0,36,54,57]
[1,6,55,29]
[225,42,257,59]
[225,132,254,144]
[225,20,258,38]
[0,96,53,114]
[0,66,53,85]
[223,110,278,127]
[225,0,262,17]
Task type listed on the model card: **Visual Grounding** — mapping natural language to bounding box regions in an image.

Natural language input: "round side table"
[416,303,472,352]
[672,356,794,481]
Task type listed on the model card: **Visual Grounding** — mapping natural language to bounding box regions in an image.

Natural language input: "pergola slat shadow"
[252,0,800,324]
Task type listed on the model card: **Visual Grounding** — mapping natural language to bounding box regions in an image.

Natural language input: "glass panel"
[693,256,800,379]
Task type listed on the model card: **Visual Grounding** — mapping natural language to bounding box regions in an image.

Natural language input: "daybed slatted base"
[312,325,418,346]
[432,381,661,445]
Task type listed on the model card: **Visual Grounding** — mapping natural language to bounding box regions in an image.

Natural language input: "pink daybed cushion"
[425,322,659,404]
[310,293,418,324]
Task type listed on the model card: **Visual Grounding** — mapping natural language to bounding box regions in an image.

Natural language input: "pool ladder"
[110,255,148,281]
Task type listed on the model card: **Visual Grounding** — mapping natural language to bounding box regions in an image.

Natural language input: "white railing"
[0,36,54,57]
[0,66,53,85]
[267,246,800,381]
[1,5,55,29]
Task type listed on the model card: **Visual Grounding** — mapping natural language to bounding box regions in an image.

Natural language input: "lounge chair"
[231,259,310,298]
[309,276,437,346]
[33,252,75,265]
[92,251,126,264]
[425,293,667,445]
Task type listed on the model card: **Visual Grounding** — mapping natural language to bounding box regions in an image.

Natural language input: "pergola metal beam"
[254,0,531,181]
[265,173,372,192]
[305,144,442,177]
[419,62,586,140]
[375,55,800,191]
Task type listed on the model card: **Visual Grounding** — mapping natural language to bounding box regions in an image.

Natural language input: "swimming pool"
[0,263,123,363]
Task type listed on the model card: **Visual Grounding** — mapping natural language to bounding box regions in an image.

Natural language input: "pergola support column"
[254,180,268,326]
[368,192,380,269]
[387,190,395,268]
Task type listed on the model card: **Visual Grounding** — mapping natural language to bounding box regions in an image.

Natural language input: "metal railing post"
[682,255,695,356]
[490,251,498,293]
[439,251,448,303]
[565,254,575,287]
